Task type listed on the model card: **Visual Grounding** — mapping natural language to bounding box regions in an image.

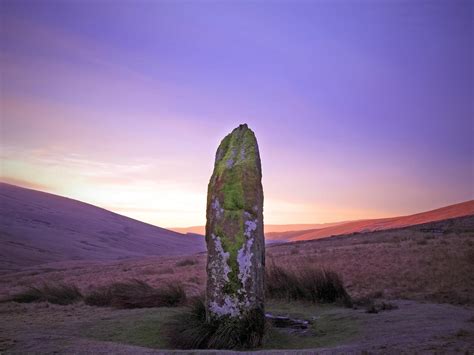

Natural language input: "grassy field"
[81,307,178,349]
[80,301,360,350]
[1,215,472,306]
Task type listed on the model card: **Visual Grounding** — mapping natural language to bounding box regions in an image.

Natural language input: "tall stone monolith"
[205,124,265,327]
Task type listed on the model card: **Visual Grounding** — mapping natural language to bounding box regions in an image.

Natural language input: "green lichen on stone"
[211,210,245,295]
[213,128,259,212]
[219,215,245,295]
[221,170,244,211]
[212,126,258,179]
[207,124,261,297]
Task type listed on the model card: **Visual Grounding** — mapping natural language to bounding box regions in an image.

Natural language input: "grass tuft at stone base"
[164,297,267,349]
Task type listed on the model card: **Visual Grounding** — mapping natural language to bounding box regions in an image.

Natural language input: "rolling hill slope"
[283,200,474,242]
[0,183,205,271]
[172,201,474,243]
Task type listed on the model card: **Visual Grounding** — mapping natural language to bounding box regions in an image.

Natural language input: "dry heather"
[0,216,472,306]
[268,216,474,304]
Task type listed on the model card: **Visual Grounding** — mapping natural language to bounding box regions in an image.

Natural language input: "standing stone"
[205,124,265,325]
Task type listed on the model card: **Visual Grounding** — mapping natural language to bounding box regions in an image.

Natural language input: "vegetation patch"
[7,280,186,309]
[164,297,266,349]
[175,258,198,267]
[8,283,82,305]
[81,307,178,349]
[84,279,186,309]
[266,264,352,306]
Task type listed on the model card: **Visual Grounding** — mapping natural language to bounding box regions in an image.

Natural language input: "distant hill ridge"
[275,200,474,242]
[0,183,205,272]
[174,200,474,242]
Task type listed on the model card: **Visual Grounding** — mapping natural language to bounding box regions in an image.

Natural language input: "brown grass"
[0,216,472,306]
[176,258,198,267]
[6,283,82,305]
[265,263,351,305]
[84,279,186,309]
[266,216,474,304]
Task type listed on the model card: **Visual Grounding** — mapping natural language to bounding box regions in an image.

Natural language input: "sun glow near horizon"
[1,146,471,228]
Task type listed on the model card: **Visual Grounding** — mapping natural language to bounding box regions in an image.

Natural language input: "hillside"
[271,200,474,242]
[0,183,205,272]
[266,200,474,242]
[267,215,474,304]
[171,201,474,242]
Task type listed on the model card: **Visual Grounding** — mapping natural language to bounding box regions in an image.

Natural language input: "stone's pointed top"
[213,123,260,177]
[232,123,249,134]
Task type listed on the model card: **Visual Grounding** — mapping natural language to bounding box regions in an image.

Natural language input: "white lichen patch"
[244,219,257,237]
[237,237,254,289]
[208,234,244,318]
[209,295,241,317]
[209,228,257,318]
[209,234,230,286]
[211,198,224,219]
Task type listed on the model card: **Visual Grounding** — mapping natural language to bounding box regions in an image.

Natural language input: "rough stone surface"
[205,124,265,321]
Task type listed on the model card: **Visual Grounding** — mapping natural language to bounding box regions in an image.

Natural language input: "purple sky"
[1,0,473,227]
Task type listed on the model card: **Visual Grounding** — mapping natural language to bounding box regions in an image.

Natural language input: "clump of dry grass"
[165,297,267,350]
[84,279,186,309]
[455,329,470,338]
[8,283,82,305]
[266,263,352,306]
[176,258,198,267]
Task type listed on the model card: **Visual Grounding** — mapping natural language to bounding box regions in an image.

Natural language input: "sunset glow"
[1,1,472,228]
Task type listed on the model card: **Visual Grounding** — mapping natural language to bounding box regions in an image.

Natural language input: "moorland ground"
[0,216,473,353]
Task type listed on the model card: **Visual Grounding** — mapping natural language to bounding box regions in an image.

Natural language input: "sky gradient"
[1,0,473,227]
